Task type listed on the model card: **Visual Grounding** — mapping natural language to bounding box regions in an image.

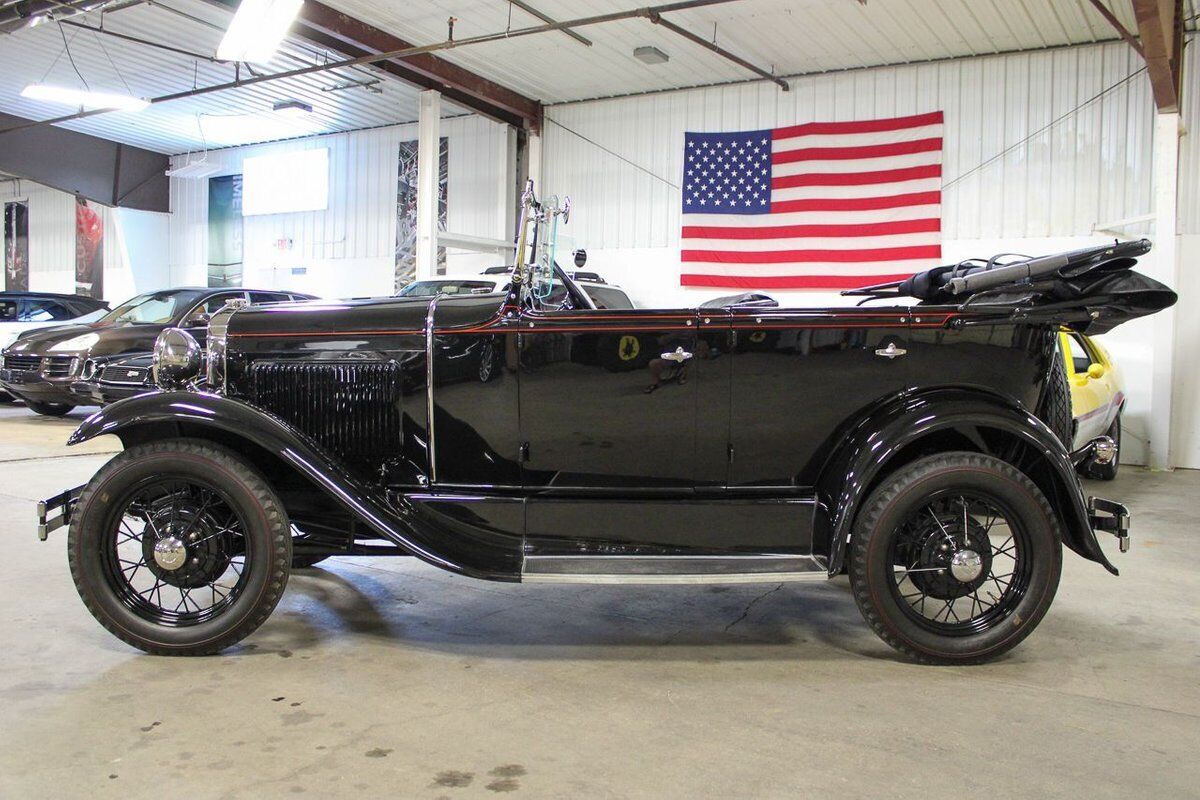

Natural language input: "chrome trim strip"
[424,293,444,485]
[521,554,829,584]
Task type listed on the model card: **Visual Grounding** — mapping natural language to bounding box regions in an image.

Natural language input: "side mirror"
[1087,363,1106,380]
[574,248,588,268]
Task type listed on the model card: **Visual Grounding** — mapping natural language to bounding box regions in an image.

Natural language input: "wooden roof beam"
[1133,0,1183,112]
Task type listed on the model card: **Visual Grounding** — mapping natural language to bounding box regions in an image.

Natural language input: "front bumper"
[37,485,82,541]
[0,368,93,406]
[1088,496,1130,553]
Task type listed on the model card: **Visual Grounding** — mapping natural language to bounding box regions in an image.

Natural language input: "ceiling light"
[166,158,223,179]
[21,84,149,111]
[217,0,305,64]
[273,99,313,116]
[633,46,669,65]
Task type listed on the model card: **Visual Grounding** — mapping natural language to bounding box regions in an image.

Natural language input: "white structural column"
[1149,111,1181,470]
[415,89,442,280]
[527,131,543,194]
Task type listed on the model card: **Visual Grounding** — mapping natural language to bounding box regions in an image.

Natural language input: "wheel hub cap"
[152,536,187,571]
[950,549,984,582]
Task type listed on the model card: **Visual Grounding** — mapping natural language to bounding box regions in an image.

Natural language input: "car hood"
[226,294,502,340]
[1,321,167,358]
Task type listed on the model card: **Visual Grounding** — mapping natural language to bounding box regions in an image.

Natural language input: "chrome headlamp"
[205,298,246,393]
[152,328,202,388]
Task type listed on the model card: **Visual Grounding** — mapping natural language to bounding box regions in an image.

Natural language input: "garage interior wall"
[167,113,513,299]
[541,38,1200,469]
[0,178,171,300]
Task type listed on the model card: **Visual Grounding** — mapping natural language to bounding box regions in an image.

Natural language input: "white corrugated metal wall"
[1,178,170,299]
[543,40,1196,250]
[168,114,513,298]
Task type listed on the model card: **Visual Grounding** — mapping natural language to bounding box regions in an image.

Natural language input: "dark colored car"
[0,292,110,402]
[38,201,1173,664]
[0,287,314,415]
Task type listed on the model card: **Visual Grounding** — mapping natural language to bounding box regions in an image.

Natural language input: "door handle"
[875,342,907,359]
[661,346,694,363]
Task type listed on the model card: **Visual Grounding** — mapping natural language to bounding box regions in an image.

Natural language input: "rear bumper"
[1088,496,1130,553]
[37,485,82,541]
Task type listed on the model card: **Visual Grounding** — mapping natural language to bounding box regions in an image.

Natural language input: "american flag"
[680,111,944,290]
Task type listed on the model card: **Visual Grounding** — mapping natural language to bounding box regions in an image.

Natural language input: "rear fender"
[68,392,522,580]
[815,387,1118,576]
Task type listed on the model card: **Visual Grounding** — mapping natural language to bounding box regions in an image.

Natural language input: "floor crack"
[724,582,784,632]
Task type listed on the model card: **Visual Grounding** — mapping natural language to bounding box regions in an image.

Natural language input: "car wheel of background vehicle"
[478,340,498,383]
[26,400,74,417]
[68,439,291,656]
[1086,414,1121,481]
[849,452,1062,665]
[1039,345,1072,449]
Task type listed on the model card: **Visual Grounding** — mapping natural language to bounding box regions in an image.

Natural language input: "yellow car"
[1061,330,1124,480]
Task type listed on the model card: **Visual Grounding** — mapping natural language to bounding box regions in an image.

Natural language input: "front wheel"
[849,453,1062,665]
[68,439,291,655]
[27,400,74,417]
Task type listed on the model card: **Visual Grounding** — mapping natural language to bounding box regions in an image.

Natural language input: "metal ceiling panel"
[0,0,466,153]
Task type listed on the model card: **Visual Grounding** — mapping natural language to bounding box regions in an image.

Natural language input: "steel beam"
[649,13,788,90]
[1132,0,1183,111]
[1085,0,1146,57]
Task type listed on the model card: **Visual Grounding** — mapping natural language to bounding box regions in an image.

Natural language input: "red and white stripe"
[681,111,944,290]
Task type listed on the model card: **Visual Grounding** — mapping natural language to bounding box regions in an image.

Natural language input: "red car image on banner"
[75,198,104,298]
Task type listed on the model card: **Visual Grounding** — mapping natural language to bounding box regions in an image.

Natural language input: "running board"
[521,555,828,584]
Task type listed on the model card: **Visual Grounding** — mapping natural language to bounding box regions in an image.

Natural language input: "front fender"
[69,392,522,581]
[815,387,1118,576]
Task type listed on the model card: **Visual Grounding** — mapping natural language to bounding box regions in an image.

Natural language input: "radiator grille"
[3,355,41,373]
[247,361,402,465]
[42,356,77,378]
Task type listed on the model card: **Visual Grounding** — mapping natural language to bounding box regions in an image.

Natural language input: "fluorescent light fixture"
[217,0,305,64]
[242,147,328,215]
[633,46,669,65]
[20,84,149,111]
[166,158,223,179]
[273,99,313,116]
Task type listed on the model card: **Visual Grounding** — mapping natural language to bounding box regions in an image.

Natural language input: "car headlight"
[152,328,202,388]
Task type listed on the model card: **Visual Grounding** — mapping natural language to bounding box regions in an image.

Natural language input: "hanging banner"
[208,174,245,287]
[394,137,448,292]
[75,197,104,298]
[3,201,29,291]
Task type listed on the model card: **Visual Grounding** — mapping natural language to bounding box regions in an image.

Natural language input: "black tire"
[26,400,74,417]
[849,452,1063,665]
[1086,414,1121,481]
[0,390,15,404]
[1039,344,1072,449]
[68,439,291,656]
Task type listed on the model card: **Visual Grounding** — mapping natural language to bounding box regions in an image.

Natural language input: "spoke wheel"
[850,452,1062,665]
[69,439,291,656]
[887,492,1031,636]
[103,478,251,627]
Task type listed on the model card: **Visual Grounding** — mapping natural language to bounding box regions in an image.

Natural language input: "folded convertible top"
[844,238,1177,335]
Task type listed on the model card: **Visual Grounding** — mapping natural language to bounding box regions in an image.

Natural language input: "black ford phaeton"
[40,187,1175,664]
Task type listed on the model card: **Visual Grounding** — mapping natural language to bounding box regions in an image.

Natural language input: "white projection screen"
[242,148,329,216]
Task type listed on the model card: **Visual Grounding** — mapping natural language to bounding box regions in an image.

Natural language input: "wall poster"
[75,197,104,298]
[395,137,448,292]
[3,201,29,291]
[208,174,244,287]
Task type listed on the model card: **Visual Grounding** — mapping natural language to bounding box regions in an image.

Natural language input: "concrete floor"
[0,402,1197,799]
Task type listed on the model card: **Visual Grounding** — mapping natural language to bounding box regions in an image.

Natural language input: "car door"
[1061,331,1113,446]
[519,303,737,554]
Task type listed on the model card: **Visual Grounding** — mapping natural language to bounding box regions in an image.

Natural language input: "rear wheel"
[849,453,1062,664]
[68,439,291,656]
[27,400,74,417]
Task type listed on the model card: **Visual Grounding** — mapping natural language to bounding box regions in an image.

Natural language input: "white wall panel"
[1,178,169,300]
[542,40,1191,250]
[168,115,512,298]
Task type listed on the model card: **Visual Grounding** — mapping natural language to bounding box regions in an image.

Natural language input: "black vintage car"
[1,287,314,415]
[39,190,1175,664]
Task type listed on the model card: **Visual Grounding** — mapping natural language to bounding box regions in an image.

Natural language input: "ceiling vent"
[633,46,670,65]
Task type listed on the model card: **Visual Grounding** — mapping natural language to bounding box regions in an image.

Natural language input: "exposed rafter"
[1085,0,1146,57]
[1132,0,1183,111]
